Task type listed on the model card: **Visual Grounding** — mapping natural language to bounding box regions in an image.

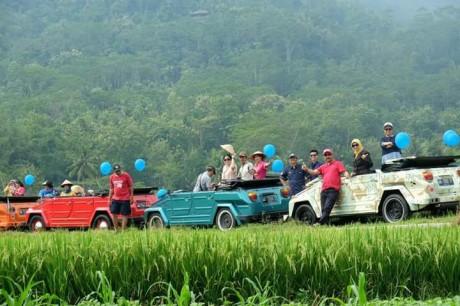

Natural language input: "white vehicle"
[289,156,460,223]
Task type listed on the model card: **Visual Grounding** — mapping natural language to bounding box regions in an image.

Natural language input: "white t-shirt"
[238,162,254,180]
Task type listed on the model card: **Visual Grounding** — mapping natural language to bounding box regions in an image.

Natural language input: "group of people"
[194,122,403,226]
[3,179,25,196]
[37,180,85,198]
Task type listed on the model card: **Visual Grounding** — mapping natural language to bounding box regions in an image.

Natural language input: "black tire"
[294,204,317,225]
[147,213,165,229]
[215,208,236,231]
[381,194,410,223]
[29,215,46,232]
[91,214,113,230]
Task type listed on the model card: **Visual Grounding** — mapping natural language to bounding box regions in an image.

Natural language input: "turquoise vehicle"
[144,178,290,230]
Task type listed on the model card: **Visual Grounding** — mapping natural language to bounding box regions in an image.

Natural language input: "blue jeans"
[319,188,340,225]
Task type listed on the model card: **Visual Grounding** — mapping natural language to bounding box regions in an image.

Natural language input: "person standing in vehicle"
[108,164,134,232]
[305,149,323,182]
[280,153,308,196]
[302,149,350,226]
[381,122,402,164]
[193,166,217,191]
[221,153,237,180]
[250,151,271,179]
[237,152,254,180]
[350,139,373,176]
[4,180,16,196]
[13,179,25,196]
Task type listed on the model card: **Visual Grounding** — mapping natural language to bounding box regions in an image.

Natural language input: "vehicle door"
[50,197,74,226]
[191,191,215,224]
[69,196,95,226]
[333,173,380,215]
[169,192,193,224]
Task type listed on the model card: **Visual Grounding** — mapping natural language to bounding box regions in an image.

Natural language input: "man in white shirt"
[237,152,254,180]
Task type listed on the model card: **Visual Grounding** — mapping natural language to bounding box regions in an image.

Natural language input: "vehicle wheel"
[216,208,236,231]
[29,215,46,233]
[381,194,410,223]
[147,213,165,229]
[294,204,317,225]
[91,214,113,230]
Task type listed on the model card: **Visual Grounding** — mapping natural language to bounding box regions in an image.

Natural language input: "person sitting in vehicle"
[38,181,59,197]
[193,166,217,192]
[3,180,16,196]
[13,179,25,196]
[60,180,78,197]
[221,153,237,181]
[71,185,86,196]
[350,139,373,176]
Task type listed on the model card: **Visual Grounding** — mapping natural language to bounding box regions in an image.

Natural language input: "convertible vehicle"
[144,178,290,230]
[0,196,40,230]
[25,187,158,232]
[290,155,460,224]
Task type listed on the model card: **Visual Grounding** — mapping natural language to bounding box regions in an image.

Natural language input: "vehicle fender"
[92,208,115,225]
[145,207,170,227]
[289,195,320,218]
[26,211,50,227]
[379,188,413,210]
[215,204,242,225]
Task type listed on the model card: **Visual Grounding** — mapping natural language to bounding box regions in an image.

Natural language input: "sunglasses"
[224,158,231,161]
[310,154,317,157]
[323,153,332,156]
[352,144,359,147]
[384,128,392,131]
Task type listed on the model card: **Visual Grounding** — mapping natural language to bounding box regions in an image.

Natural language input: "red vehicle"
[0,196,40,230]
[25,187,158,232]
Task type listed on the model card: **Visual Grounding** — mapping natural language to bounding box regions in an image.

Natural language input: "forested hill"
[1,0,459,192]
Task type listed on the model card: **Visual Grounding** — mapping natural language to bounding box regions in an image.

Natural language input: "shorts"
[110,200,131,216]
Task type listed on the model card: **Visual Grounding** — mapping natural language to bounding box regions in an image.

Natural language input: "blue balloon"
[134,159,146,171]
[272,159,284,172]
[100,162,112,176]
[446,132,460,147]
[443,130,458,145]
[263,144,276,158]
[24,174,35,186]
[395,132,410,150]
[157,188,168,200]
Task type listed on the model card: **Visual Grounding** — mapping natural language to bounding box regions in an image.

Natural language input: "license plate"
[262,194,278,204]
[437,177,454,186]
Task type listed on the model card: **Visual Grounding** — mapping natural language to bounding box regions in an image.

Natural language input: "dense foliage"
[0,223,459,304]
[1,0,459,192]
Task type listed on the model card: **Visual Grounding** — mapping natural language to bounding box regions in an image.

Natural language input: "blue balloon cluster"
[100,162,112,176]
[271,159,284,172]
[443,130,459,147]
[395,132,411,150]
[24,174,35,186]
[263,144,276,158]
[134,159,146,172]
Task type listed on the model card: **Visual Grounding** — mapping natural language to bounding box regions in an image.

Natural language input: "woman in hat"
[350,139,373,176]
[380,122,402,164]
[60,179,77,197]
[250,151,271,179]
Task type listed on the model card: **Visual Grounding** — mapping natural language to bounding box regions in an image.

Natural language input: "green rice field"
[0,216,459,305]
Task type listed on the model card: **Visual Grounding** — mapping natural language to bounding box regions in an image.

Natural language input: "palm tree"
[67,152,98,181]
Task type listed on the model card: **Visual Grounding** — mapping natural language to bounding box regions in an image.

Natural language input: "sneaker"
[313,223,321,227]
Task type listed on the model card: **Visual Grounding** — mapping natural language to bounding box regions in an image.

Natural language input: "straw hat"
[60,179,73,187]
[250,151,266,160]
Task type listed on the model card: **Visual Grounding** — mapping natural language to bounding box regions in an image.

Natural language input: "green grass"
[0,215,458,304]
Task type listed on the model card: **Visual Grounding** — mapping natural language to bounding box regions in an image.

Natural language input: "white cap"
[383,122,393,128]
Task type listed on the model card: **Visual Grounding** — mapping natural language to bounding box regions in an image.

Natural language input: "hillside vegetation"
[1,0,459,191]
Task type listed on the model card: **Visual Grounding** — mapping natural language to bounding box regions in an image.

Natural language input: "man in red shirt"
[108,164,134,232]
[303,148,349,225]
